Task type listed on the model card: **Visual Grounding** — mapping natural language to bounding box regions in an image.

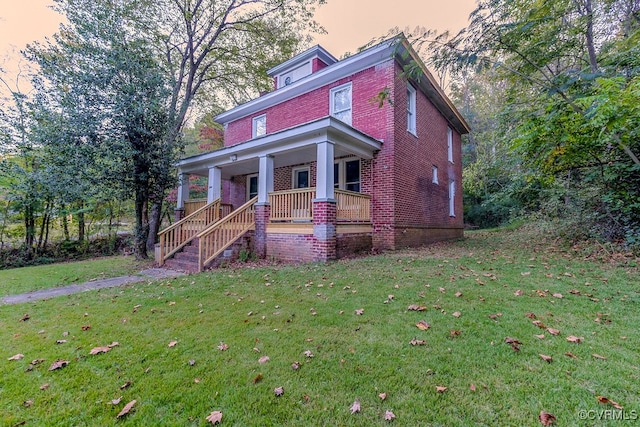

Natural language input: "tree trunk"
[62,203,70,240]
[134,191,149,260]
[146,198,163,252]
[77,201,85,242]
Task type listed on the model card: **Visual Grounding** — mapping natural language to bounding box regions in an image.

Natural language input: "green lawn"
[0,256,153,296]
[1,229,638,426]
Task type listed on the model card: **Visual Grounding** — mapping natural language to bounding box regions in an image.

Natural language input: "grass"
[0,256,152,297]
[1,228,639,426]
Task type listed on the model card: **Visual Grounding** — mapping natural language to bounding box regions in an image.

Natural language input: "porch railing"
[197,197,258,271]
[158,198,222,265]
[268,188,371,223]
[336,189,371,222]
[269,188,315,221]
[184,199,207,216]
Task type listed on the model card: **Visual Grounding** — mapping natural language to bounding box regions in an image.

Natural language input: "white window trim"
[407,84,417,135]
[432,165,439,185]
[252,114,266,138]
[447,127,454,163]
[277,61,312,89]
[291,166,311,189]
[334,157,360,191]
[449,180,456,217]
[329,82,352,125]
[247,174,258,200]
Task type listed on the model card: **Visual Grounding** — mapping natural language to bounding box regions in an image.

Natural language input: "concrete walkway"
[1,268,185,305]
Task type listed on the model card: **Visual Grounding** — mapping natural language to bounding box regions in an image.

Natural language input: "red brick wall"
[312,58,329,72]
[266,233,315,262]
[223,60,395,147]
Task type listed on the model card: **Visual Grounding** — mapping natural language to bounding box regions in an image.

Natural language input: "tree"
[44,0,325,254]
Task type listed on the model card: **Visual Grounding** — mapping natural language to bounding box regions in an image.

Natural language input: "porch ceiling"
[177,116,382,179]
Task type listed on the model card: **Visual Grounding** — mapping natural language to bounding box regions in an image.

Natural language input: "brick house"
[158,35,469,272]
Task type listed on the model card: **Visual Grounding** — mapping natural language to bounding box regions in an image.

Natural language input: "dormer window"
[330,83,352,125]
[252,114,266,138]
[277,61,312,88]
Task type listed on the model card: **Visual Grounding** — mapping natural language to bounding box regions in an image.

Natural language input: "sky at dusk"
[1,0,476,80]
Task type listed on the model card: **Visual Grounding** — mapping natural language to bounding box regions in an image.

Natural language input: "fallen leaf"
[539,354,553,363]
[546,328,560,336]
[89,346,111,355]
[566,335,583,343]
[539,411,556,426]
[564,352,578,359]
[568,289,581,295]
[120,381,131,390]
[258,356,270,364]
[8,354,24,361]
[48,360,69,371]
[108,342,119,348]
[597,396,623,409]
[470,384,476,391]
[274,386,284,396]
[416,320,430,330]
[407,304,427,311]
[455,292,463,297]
[384,410,396,421]
[23,400,33,407]
[439,287,446,293]
[525,312,537,319]
[253,373,263,384]
[379,392,387,400]
[304,350,314,358]
[532,320,546,329]
[452,311,461,318]
[409,339,426,346]
[111,397,122,405]
[552,293,563,299]
[489,313,502,319]
[56,340,67,344]
[20,313,30,322]
[217,342,229,351]
[514,290,524,296]
[168,341,178,347]
[291,361,300,370]
[81,325,91,331]
[355,308,364,315]
[592,353,607,360]
[116,400,136,418]
[450,329,461,337]
[436,386,448,392]
[534,334,545,339]
[206,411,223,425]
[39,383,49,390]
[505,337,522,345]
[350,399,361,414]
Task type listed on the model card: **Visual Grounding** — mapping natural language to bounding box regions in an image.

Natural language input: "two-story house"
[158,34,469,272]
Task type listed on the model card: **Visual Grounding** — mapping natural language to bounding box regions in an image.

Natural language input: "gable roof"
[215,35,470,135]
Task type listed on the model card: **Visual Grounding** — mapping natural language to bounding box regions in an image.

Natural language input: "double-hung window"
[449,180,456,217]
[407,84,416,135]
[447,127,454,163]
[330,83,352,125]
[252,114,266,138]
[334,158,360,192]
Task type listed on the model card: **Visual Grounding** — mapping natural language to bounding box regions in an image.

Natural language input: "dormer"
[268,45,338,90]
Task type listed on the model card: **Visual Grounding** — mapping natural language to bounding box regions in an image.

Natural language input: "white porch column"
[315,141,335,200]
[207,166,222,203]
[257,155,274,205]
[176,172,190,209]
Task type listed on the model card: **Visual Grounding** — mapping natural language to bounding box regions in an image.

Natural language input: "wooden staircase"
[158,197,257,273]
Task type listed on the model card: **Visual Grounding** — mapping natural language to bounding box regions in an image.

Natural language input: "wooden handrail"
[335,189,371,222]
[269,188,315,222]
[157,199,221,265]
[197,197,257,271]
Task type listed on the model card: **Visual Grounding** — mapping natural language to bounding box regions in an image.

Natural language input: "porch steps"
[162,234,252,274]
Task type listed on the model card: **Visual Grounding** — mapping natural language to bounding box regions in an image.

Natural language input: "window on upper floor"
[252,114,266,138]
[449,179,456,217]
[330,83,352,125]
[407,84,416,135]
[432,165,439,185]
[334,158,360,192]
[447,126,454,163]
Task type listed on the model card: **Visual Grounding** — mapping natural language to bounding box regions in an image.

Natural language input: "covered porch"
[162,117,381,270]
